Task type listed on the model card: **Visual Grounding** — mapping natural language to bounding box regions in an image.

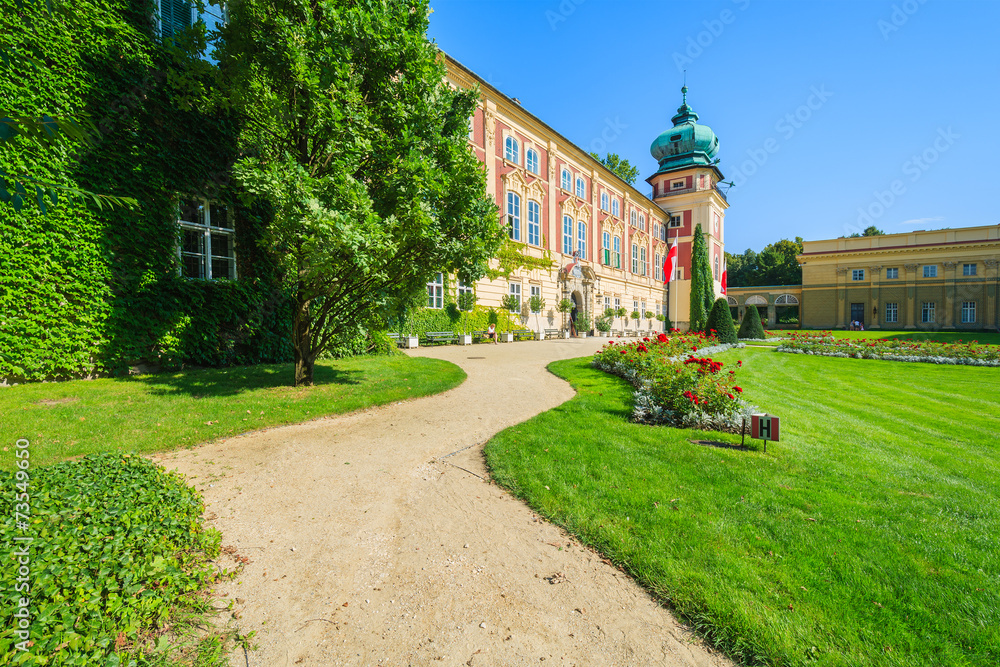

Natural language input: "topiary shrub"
[738,304,766,340]
[707,297,738,344]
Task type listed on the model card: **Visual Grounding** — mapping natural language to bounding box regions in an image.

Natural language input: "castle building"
[444,55,727,332]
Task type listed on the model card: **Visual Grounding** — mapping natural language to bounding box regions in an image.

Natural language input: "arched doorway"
[745,295,768,323]
[775,294,799,325]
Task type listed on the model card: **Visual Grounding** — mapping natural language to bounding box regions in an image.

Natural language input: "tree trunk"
[293,294,314,387]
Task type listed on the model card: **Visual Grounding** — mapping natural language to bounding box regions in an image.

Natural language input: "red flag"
[665,238,678,284]
[721,258,727,295]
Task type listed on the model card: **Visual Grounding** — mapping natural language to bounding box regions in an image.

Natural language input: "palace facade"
[443,55,729,332]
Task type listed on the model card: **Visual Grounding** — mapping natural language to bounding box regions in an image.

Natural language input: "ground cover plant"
[777,336,1000,366]
[484,347,1000,666]
[751,330,1000,347]
[0,355,464,468]
[592,333,752,431]
[0,453,241,665]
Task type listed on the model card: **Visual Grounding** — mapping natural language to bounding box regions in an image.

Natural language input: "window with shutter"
[160,0,192,39]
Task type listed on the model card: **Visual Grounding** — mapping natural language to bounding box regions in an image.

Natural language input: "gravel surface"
[155,338,732,666]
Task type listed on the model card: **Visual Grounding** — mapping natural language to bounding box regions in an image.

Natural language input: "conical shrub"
[737,303,766,340]
[707,298,738,344]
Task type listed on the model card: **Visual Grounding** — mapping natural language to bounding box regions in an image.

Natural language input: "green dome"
[650,86,719,174]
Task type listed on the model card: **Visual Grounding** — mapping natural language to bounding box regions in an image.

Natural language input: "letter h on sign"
[751,414,780,451]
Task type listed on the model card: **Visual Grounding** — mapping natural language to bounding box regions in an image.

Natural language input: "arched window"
[602,231,611,265]
[527,200,540,246]
[639,214,646,231]
[504,136,519,164]
[775,294,799,305]
[562,215,573,254]
[727,296,739,306]
[631,244,639,274]
[561,169,571,191]
[575,177,585,199]
[506,192,520,241]
[640,246,647,276]
[611,199,619,217]
[526,148,539,175]
[577,221,586,259]
[601,192,609,211]
[612,236,621,269]
[746,295,768,305]
[630,210,637,227]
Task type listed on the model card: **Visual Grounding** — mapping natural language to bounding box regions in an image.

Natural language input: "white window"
[506,192,521,241]
[886,267,899,279]
[562,215,573,254]
[671,179,685,190]
[630,210,637,227]
[530,284,542,310]
[669,214,682,228]
[611,199,619,217]
[631,244,639,274]
[508,282,521,312]
[640,246,647,276]
[527,200,540,246]
[427,273,443,309]
[575,177,585,199]
[504,136,519,164]
[526,148,539,175]
[655,253,662,281]
[561,169,571,191]
[614,297,620,311]
[601,192,609,211]
[852,269,865,281]
[633,300,639,313]
[923,265,937,278]
[577,221,586,259]
[639,214,646,232]
[884,302,898,323]
[178,198,235,280]
[963,263,977,276]
[641,300,646,316]
[458,280,474,309]
[612,236,621,269]
[602,231,611,265]
[962,301,977,323]
[921,301,935,323]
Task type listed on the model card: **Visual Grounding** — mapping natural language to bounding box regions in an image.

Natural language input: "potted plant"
[500,294,519,342]
[644,310,654,333]
[614,306,627,333]
[575,309,592,338]
[630,310,640,333]
[398,307,419,348]
[529,294,546,340]
[557,298,574,338]
[457,290,478,345]
[595,313,612,336]
[656,313,667,334]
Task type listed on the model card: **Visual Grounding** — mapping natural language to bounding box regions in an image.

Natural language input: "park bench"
[543,328,562,339]
[422,331,457,345]
[624,329,636,337]
[511,329,535,341]
[472,330,489,343]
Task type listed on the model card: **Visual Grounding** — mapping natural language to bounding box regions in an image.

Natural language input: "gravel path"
[155,338,732,666]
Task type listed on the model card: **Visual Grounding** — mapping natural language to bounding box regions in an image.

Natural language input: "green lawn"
[754,330,1000,347]
[484,348,1000,666]
[1,355,464,467]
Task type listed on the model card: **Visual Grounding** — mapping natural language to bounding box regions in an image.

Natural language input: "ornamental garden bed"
[776,336,1000,366]
[592,332,757,432]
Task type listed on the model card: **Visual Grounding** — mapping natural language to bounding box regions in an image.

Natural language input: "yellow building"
[443,55,728,333]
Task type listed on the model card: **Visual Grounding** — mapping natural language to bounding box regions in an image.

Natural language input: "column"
[835,268,848,328]
[986,259,999,331]
[767,298,776,327]
[869,265,882,329]
[942,261,957,329]
[903,264,918,329]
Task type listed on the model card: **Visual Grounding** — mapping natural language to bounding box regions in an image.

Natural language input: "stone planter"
[459,334,472,346]
[562,330,571,339]
[578,332,588,339]
[502,332,514,343]
[403,335,419,349]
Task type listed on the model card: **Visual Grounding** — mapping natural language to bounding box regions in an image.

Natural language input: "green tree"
[219,0,503,386]
[846,225,886,238]
[706,297,737,344]
[725,237,803,287]
[588,151,640,185]
[689,223,713,331]
[737,301,766,340]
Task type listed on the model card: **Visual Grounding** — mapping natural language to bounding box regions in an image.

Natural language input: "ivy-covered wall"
[1,0,291,382]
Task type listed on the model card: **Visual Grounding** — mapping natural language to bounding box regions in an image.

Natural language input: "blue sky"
[427,0,1000,254]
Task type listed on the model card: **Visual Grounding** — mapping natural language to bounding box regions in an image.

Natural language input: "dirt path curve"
[155,338,732,667]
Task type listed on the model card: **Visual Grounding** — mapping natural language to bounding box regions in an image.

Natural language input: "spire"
[672,84,698,125]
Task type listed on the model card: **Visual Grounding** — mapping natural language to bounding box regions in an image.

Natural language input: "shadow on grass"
[133,362,362,398]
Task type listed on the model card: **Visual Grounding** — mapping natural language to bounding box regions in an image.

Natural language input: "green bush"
[737,303,766,339]
[0,453,232,664]
[707,297,738,344]
[395,305,518,336]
